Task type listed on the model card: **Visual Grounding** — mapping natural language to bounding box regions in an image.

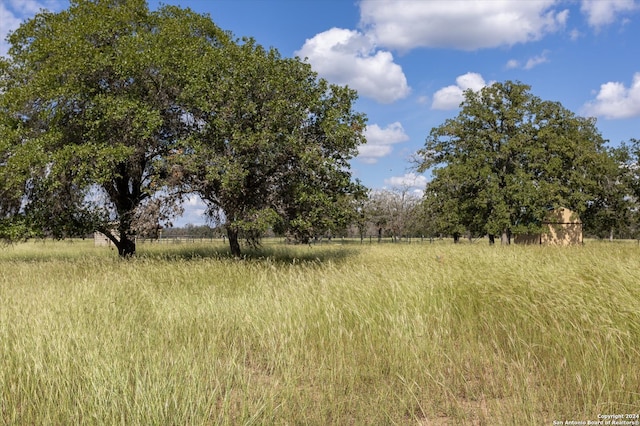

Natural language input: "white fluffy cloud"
[169,194,207,226]
[432,73,489,110]
[0,0,61,56]
[295,28,410,104]
[524,51,551,69]
[506,59,520,69]
[0,5,24,56]
[506,50,550,70]
[583,72,640,119]
[359,0,568,51]
[580,0,638,28]
[384,173,428,190]
[358,122,410,163]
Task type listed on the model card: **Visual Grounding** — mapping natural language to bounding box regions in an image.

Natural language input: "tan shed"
[94,230,119,247]
[514,208,583,246]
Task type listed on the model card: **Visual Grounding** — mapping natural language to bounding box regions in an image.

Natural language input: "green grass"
[1,240,639,424]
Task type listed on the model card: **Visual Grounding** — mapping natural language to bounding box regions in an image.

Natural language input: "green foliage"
[181,39,367,254]
[583,139,640,239]
[0,217,35,242]
[420,180,468,239]
[0,0,366,257]
[0,1,224,255]
[417,81,612,241]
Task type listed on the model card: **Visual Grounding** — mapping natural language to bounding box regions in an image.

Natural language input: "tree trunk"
[116,235,136,257]
[488,234,495,245]
[609,227,614,242]
[501,229,511,245]
[453,232,460,244]
[227,227,241,257]
[102,227,135,257]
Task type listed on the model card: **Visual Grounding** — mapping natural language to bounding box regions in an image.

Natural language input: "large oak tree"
[181,39,367,256]
[0,0,234,256]
[416,81,612,244]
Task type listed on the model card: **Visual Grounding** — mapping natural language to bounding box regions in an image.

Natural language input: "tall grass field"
[1,239,639,425]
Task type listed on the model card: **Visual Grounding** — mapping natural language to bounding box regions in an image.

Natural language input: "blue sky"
[2,0,640,226]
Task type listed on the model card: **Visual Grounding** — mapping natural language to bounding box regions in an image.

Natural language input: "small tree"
[366,187,422,242]
[419,179,469,243]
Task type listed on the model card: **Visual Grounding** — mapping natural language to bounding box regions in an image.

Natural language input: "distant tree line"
[159,224,222,240]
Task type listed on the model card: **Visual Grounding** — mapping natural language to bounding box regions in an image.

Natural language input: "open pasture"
[1,240,639,424]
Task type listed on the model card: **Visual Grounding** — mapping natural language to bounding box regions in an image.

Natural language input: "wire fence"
[136,235,640,246]
[136,235,451,246]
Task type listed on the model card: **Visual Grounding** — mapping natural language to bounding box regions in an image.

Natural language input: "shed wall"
[514,208,583,246]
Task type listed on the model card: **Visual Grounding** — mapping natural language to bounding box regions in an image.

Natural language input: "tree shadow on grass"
[0,239,115,262]
[135,242,359,265]
[0,240,359,265]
